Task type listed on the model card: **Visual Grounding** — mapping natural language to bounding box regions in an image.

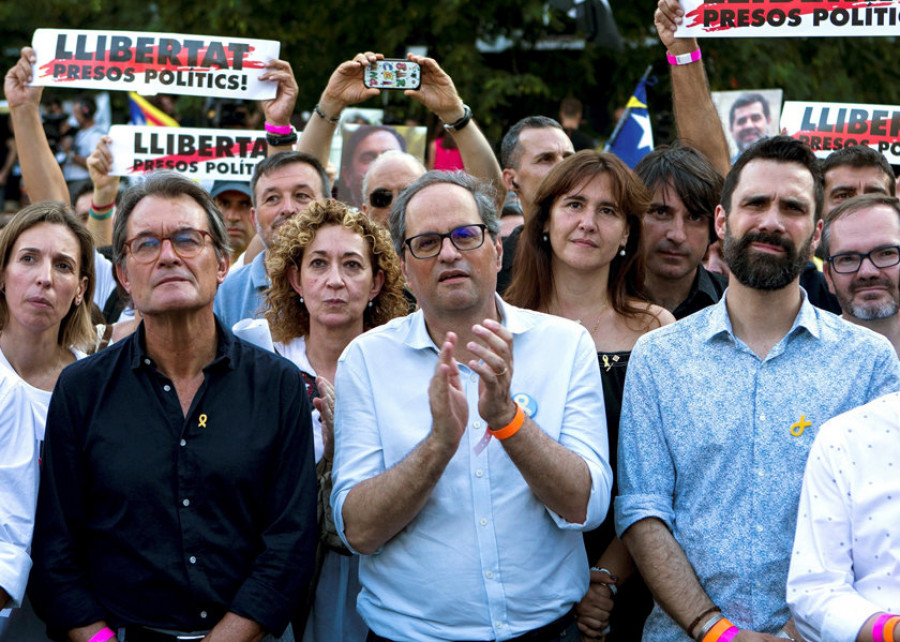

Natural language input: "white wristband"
[666,49,702,66]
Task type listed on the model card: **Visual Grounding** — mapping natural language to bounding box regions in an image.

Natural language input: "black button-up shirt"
[672,265,728,320]
[30,319,316,638]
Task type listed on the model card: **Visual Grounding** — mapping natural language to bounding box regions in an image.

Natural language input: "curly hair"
[264,200,408,343]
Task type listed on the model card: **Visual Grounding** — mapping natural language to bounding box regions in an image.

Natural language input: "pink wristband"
[718,626,740,642]
[264,122,291,135]
[667,49,702,66]
[874,614,893,642]
[88,627,116,642]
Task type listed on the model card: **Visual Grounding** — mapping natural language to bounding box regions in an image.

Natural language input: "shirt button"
[475,470,484,478]
[200,611,207,619]
[759,414,767,421]
[189,556,197,564]
[495,622,504,628]
[480,518,487,526]
[182,499,191,507]
[485,571,494,579]
[755,525,763,533]
[163,385,171,392]
[180,439,187,447]
[144,358,151,365]
[470,374,477,383]
[473,420,482,428]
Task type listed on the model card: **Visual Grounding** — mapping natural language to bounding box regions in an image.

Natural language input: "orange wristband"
[884,616,900,642]
[702,618,737,642]
[489,404,524,440]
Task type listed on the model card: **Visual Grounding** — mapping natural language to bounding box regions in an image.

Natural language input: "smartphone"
[363,59,421,90]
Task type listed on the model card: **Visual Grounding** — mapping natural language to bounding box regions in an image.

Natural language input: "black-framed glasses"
[124,229,213,264]
[827,245,900,274]
[404,224,488,259]
[369,188,394,209]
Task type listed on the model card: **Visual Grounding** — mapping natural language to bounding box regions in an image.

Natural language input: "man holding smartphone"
[291,51,504,222]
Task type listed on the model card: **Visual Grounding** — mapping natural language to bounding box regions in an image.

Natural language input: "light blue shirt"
[214,251,268,328]
[615,291,900,642]
[332,298,612,642]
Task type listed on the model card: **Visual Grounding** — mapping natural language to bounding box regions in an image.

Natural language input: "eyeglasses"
[124,228,214,264]
[827,245,900,274]
[369,188,394,209]
[404,224,488,259]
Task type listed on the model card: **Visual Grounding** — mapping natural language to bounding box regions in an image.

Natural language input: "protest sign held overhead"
[108,125,268,180]
[781,101,900,163]
[31,29,280,99]
[675,1,900,38]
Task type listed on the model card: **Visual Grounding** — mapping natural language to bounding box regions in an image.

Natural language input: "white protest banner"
[108,125,268,180]
[675,1,900,38]
[781,101,900,163]
[31,29,279,99]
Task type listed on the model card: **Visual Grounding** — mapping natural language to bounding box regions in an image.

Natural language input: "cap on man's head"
[210,181,253,200]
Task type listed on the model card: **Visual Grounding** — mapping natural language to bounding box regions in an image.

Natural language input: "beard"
[835,277,900,321]
[724,225,812,291]
[736,129,766,152]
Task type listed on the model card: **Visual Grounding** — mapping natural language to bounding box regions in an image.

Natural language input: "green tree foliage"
[1,1,897,148]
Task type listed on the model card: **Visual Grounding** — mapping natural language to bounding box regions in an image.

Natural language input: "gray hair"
[113,171,231,266]
[361,150,426,201]
[389,170,500,256]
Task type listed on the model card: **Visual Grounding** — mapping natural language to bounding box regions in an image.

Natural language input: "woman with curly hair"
[262,199,407,642]
[505,150,674,641]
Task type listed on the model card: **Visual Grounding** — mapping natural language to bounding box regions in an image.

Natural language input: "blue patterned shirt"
[615,291,900,641]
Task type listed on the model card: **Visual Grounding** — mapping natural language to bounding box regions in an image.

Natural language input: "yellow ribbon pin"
[790,414,811,437]
[198,413,208,428]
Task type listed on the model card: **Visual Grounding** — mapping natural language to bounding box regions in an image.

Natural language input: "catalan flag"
[129,92,179,127]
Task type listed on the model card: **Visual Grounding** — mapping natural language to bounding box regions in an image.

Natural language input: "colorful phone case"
[363,60,421,90]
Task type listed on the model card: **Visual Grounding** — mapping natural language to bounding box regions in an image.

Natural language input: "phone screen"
[363,60,421,90]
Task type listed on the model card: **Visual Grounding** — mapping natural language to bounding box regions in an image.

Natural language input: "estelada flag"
[129,92,179,127]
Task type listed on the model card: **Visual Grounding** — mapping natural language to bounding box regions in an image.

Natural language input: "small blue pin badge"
[512,393,538,419]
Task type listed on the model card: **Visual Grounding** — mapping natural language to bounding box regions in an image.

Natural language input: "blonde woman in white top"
[0,203,95,637]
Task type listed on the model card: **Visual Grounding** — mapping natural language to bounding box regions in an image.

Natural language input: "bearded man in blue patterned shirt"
[615,136,900,642]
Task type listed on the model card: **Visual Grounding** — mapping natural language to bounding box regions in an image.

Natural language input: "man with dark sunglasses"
[822,194,900,356]
[331,170,611,642]
[360,149,425,227]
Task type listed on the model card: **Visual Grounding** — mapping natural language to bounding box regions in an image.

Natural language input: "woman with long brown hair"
[505,150,674,640]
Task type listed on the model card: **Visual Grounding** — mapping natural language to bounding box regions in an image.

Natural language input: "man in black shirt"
[496,116,574,292]
[635,146,727,320]
[30,173,316,642]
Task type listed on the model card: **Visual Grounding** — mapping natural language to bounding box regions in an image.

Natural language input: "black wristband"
[266,132,298,147]
[442,104,472,132]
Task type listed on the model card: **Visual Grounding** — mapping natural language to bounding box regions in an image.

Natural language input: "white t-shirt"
[230,319,324,463]
[0,345,84,615]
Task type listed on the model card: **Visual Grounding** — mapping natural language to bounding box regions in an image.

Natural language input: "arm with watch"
[297,52,505,211]
[403,53,505,212]
[655,0,731,177]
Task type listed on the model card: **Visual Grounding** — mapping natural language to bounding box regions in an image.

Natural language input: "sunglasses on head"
[369,188,394,209]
